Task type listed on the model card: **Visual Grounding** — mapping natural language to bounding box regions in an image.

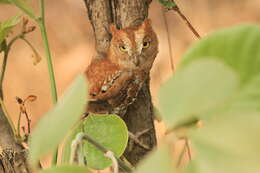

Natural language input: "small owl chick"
[86,19,158,116]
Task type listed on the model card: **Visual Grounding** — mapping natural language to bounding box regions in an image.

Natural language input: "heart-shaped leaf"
[61,114,128,170]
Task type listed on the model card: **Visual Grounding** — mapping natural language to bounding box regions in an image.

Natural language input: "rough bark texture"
[84,0,156,166]
[0,107,31,173]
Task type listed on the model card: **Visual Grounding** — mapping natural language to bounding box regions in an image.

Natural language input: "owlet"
[86,19,158,116]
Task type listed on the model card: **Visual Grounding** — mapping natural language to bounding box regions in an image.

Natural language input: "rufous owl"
[86,19,158,116]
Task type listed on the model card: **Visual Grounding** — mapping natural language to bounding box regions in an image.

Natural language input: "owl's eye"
[119,45,127,52]
[143,41,150,48]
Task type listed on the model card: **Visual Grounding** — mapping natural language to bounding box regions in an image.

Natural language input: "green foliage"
[185,113,260,173]
[29,75,87,165]
[159,59,238,128]
[0,15,21,47]
[156,0,176,8]
[134,145,175,173]
[0,0,10,4]
[155,25,260,173]
[6,0,36,19]
[182,25,260,114]
[62,114,128,170]
[83,114,128,169]
[39,165,91,173]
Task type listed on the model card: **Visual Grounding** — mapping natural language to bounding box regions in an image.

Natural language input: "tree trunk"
[84,0,157,166]
[0,106,32,173]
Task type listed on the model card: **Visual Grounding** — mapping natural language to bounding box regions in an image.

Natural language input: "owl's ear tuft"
[109,24,118,35]
[140,19,151,29]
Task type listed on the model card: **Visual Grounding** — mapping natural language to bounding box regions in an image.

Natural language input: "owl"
[86,19,158,116]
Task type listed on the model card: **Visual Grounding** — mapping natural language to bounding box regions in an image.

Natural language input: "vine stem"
[37,0,58,104]
[0,34,23,100]
[37,0,58,166]
[70,132,133,173]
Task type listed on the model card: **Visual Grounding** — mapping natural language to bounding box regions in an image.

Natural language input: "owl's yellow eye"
[143,41,150,48]
[119,46,127,52]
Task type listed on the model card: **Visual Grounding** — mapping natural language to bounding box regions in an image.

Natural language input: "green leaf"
[185,112,260,173]
[83,114,128,169]
[0,15,21,45]
[156,0,176,8]
[159,25,260,128]
[182,25,260,85]
[8,0,36,19]
[159,59,238,128]
[39,165,91,173]
[0,0,11,4]
[29,75,87,165]
[134,145,175,173]
[181,25,260,113]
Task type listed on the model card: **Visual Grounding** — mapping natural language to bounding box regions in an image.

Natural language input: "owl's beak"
[133,56,140,66]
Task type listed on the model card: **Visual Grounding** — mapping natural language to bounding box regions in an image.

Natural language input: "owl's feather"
[86,19,158,116]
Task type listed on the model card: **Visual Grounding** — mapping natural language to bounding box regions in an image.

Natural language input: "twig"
[185,138,192,161]
[176,139,186,168]
[161,7,175,73]
[176,138,192,168]
[71,132,133,173]
[23,111,31,134]
[17,112,22,138]
[15,96,32,140]
[0,34,23,100]
[128,129,151,150]
[167,1,201,39]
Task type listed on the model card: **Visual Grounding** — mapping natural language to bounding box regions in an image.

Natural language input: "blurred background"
[0,0,260,161]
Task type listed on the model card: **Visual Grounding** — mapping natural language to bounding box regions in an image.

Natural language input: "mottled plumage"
[86,19,158,116]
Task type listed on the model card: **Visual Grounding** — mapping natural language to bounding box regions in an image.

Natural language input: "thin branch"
[161,7,175,73]
[71,132,133,173]
[0,34,23,100]
[174,6,201,39]
[185,138,192,161]
[176,139,186,168]
[105,151,118,173]
[166,1,201,39]
[17,111,22,138]
[23,110,31,134]
[176,138,192,168]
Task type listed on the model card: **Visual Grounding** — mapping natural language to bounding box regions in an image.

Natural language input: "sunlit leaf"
[29,75,87,165]
[159,59,238,128]
[134,145,175,173]
[159,25,260,129]
[83,114,128,169]
[185,112,260,173]
[61,114,128,170]
[7,0,36,19]
[181,25,260,113]
[39,165,91,173]
[0,15,21,45]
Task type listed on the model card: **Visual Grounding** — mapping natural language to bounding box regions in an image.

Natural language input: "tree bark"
[84,0,156,166]
[0,106,32,173]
